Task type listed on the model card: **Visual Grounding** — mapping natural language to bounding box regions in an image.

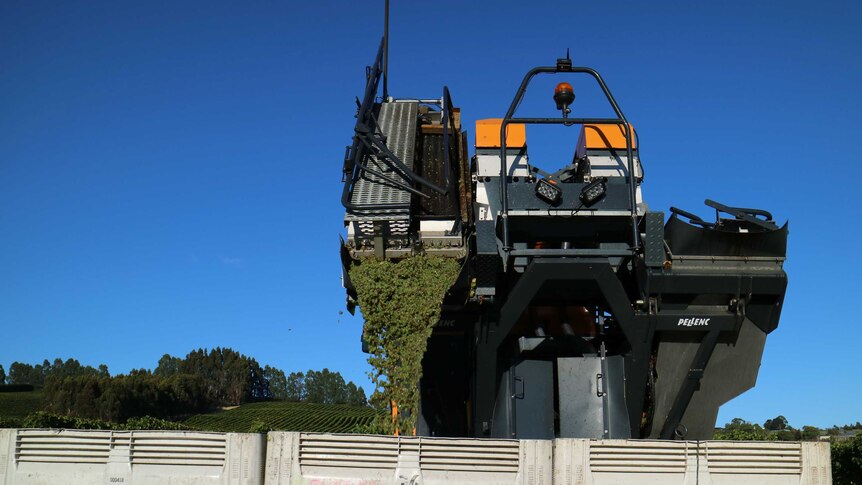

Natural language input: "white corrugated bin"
[265,432,553,485]
[1,429,834,484]
[0,428,265,485]
[552,439,832,485]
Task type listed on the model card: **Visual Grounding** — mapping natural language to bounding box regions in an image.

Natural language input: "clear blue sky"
[1,1,860,429]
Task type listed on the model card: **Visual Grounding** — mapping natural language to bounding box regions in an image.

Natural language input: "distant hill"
[0,390,44,423]
[184,401,380,433]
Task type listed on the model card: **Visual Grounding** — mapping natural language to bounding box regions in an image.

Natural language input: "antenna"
[383,0,390,100]
[556,48,573,71]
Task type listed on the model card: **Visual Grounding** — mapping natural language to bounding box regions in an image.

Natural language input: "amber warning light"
[553,82,575,117]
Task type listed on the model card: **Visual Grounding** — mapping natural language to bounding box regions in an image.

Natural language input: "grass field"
[0,391,44,420]
[185,401,380,433]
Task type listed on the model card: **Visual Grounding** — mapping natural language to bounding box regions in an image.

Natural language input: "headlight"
[579,177,607,206]
[535,179,562,205]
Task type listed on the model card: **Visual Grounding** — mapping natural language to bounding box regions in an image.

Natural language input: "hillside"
[1,391,379,434]
[184,401,380,433]
[0,390,44,421]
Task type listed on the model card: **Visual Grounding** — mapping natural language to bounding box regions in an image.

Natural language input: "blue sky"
[1,1,860,429]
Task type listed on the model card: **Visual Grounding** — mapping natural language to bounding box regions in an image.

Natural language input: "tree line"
[1,348,366,424]
[1,359,108,387]
[715,415,862,441]
[716,416,862,485]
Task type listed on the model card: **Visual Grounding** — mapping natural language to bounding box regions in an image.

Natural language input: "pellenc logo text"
[678,318,710,327]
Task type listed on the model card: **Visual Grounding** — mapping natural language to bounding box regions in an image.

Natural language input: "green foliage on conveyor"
[349,255,461,434]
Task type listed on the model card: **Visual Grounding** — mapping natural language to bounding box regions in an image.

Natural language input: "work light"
[536,179,563,205]
[579,177,607,206]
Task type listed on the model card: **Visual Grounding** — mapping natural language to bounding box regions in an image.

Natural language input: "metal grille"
[299,433,399,469]
[706,441,802,475]
[130,432,227,466]
[348,101,418,218]
[418,437,519,473]
[298,433,519,474]
[15,430,112,464]
[589,440,688,473]
[353,219,410,239]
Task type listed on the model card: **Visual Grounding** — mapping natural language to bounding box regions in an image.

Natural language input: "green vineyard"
[0,391,44,421]
[185,401,381,433]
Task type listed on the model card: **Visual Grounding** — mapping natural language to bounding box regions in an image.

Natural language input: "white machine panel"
[476,150,531,177]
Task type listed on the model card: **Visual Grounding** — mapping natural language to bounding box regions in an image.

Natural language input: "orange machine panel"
[475,118,526,148]
[582,123,637,150]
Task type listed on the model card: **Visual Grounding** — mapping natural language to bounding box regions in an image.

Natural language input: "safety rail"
[341,38,390,211]
[498,63,639,259]
[341,39,447,213]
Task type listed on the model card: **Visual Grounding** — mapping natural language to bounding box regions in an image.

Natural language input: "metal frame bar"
[441,86,461,211]
[498,66,639,259]
[508,248,632,257]
[353,158,429,199]
[441,87,455,192]
[382,0,389,100]
[705,199,778,230]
